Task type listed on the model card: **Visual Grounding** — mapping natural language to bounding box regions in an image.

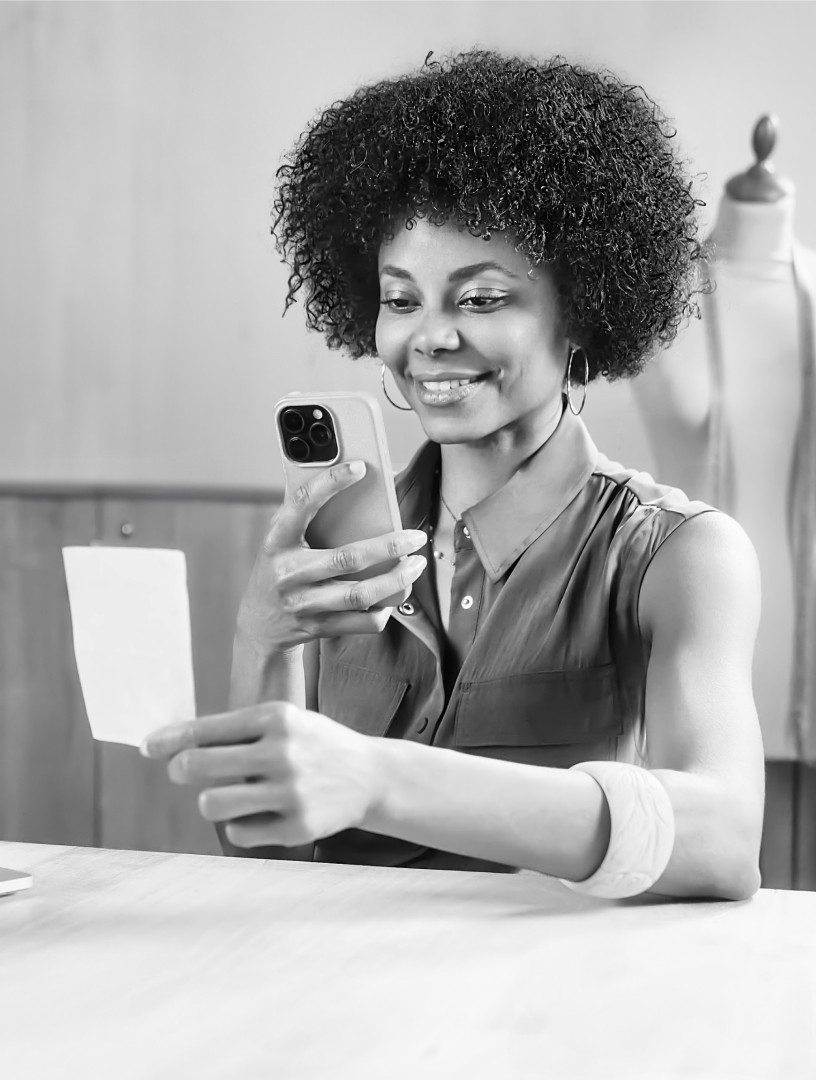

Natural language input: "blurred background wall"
[2,0,814,487]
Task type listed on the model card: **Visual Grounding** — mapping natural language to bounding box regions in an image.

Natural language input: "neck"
[439,398,564,515]
[710,192,796,263]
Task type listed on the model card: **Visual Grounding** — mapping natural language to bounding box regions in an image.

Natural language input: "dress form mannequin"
[633,117,816,760]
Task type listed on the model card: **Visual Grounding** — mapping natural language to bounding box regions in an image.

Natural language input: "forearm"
[362,739,611,882]
[361,741,760,899]
[229,631,307,710]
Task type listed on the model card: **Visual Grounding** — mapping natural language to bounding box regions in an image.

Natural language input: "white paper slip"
[62,546,197,747]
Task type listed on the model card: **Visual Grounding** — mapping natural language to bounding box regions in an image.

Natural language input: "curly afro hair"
[272,49,705,381]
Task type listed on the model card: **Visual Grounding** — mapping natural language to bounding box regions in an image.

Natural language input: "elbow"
[702,809,763,901]
[714,854,761,901]
[653,778,763,901]
[714,794,764,900]
[657,843,761,902]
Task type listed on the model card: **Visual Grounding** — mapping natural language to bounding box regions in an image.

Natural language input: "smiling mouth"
[411,371,491,408]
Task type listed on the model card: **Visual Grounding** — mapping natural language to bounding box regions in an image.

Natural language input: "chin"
[416,413,495,445]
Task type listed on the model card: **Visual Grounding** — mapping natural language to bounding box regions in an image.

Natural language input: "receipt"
[62,547,197,746]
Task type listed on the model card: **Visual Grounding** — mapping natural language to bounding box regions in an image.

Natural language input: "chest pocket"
[453,665,621,748]
[318,657,409,737]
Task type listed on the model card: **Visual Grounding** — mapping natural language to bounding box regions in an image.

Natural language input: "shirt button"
[417,717,429,734]
[461,595,473,610]
[397,601,415,616]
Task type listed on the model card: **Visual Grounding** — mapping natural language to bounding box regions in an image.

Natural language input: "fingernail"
[409,530,428,543]
[409,555,427,571]
[139,739,151,758]
[348,461,366,476]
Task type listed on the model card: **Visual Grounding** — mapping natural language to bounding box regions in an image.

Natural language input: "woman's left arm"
[365,508,764,899]
[143,513,764,900]
[628,509,765,899]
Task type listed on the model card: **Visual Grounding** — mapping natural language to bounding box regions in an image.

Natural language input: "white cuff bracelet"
[560,761,675,899]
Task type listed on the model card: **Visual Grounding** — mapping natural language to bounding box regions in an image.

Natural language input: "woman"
[143,51,764,899]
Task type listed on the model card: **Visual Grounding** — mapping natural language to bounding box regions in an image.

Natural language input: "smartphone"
[0,866,33,897]
[274,391,404,599]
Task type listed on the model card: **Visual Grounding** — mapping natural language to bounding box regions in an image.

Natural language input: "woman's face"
[376,218,570,447]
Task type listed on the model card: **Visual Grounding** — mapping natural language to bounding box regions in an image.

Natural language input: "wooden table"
[1,843,814,1079]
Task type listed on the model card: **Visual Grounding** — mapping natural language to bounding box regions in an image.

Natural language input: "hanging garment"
[705,244,816,760]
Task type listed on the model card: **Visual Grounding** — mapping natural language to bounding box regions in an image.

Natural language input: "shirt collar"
[396,405,599,582]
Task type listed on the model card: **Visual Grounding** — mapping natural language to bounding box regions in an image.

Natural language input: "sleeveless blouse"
[314,406,715,870]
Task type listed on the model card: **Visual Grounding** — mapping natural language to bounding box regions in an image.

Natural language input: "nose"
[412,308,460,356]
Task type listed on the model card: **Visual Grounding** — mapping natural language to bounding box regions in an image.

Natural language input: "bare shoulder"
[638,510,761,644]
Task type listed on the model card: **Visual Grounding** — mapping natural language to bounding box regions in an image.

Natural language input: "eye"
[379,294,419,313]
[459,290,508,311]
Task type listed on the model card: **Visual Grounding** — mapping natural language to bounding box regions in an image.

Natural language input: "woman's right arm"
[217,461,426,860]
[229,636,314,713]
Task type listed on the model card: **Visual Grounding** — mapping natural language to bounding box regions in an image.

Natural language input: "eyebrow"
[379,261,520,283]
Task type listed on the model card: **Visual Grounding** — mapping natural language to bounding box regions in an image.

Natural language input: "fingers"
[140,702,294,760]
[224,813,298,849]
[166,744,275,785]
[197,782,289,822]
[276,529,427,588]
[288,607,397,641]
[281,554,426,620]
[272,461,368,547]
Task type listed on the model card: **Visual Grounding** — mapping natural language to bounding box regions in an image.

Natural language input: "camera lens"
[309,423,332,447]
[288,437,310,461]
[281,409,305,434]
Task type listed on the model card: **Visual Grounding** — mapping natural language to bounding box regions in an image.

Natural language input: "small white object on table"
[0,841,814,1079]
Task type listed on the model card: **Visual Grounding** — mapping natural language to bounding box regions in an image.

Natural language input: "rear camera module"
[278,403,339,464]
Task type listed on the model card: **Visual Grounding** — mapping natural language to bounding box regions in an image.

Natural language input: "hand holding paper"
[140,701,378,849]
[62,547,197,747]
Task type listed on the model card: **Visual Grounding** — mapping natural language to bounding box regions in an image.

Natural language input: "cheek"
[374,317,404,368]
[373,315,390,360]
[499,334,566,394]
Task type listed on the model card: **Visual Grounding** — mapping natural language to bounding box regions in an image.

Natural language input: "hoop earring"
[565,347,589,416]
[381,363,412,412]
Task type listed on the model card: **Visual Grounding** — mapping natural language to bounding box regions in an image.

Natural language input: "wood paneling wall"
[0,497,96,846]
[0,487,277,858]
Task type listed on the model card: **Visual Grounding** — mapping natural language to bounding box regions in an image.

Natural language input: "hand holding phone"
[236,393,427,653]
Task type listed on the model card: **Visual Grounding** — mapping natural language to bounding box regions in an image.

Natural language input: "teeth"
[420,377,479,391]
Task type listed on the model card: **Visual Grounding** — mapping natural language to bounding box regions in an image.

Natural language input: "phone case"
[274,391,403,585]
